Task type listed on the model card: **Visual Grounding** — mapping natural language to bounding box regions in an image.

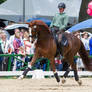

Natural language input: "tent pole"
[23,0,25,23]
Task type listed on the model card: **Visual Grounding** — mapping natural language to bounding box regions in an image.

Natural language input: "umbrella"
[68,19,92,33]
[4,24,29,30]
[27,17,51,26]
[4,23,29,35]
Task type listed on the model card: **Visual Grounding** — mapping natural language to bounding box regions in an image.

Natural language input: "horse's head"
[27,20,50,43]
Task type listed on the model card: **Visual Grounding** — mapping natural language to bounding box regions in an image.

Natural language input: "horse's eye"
[33,25,37,29]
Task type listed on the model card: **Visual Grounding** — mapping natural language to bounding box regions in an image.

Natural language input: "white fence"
[0,70,92,77]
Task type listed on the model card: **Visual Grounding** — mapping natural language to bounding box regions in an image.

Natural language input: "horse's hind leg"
[73,70,82,86]
[62,67,70,84]
[71,63,82,86]
[49,57,60,83]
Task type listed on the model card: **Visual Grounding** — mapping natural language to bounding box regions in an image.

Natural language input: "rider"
[50,2,68,41]
[50,2,69,56]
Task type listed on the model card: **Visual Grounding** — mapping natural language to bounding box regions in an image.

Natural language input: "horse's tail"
[78,41,92,71]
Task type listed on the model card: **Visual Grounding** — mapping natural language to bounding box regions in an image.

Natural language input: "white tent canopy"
[0,8,20,22]
[0,0,82,22]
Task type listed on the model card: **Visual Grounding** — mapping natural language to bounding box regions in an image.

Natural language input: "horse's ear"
[26,22,33,27]
[26,22,30,27]
[36,22,43,26]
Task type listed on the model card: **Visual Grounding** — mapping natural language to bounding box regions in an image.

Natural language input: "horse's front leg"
[18,53,38,79]
[49,57,60,83]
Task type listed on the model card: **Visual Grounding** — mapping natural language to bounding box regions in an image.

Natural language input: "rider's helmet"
[58,2,66,9]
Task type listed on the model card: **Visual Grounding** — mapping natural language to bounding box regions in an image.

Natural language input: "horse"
[18,20,92,85]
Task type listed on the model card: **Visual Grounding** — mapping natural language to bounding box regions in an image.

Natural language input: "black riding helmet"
[58,2,66,9]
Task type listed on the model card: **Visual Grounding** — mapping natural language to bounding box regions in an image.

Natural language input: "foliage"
[0,0,6,4]
[79,0,91,22]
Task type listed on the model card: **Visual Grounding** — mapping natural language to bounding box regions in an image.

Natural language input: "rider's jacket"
[50,12,68,31]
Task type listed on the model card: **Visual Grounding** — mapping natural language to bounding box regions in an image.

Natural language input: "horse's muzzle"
[31,40,34,43]
[31,38,36,43]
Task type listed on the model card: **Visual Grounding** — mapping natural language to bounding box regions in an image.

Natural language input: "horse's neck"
[38,29,51,39]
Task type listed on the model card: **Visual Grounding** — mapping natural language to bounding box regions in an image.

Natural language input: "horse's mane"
[27,20,50,33]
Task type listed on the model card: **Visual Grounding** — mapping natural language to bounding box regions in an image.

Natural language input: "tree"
[0,0,6,4]
[79,0,92,22]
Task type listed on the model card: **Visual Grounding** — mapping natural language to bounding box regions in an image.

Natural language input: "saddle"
[58,33,68,47]
[50,27,68,56]
[55,33,68,56]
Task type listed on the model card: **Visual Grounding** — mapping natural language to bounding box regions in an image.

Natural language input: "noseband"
[29,28,38,41]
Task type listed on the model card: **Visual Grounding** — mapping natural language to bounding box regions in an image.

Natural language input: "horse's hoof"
[18,75,24,80]
[78,80,82,86]
[62,77,66,84]
[57,82,61,86]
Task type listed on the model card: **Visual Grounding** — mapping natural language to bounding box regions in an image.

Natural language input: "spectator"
[0,30,4,54]
[0,31,10,71]
[73,31,85,71]
[0,31,4,71]
[89,37,92,56]
[73,31,81,39]
[34,58,48,71]
[81,32,90,54]
[13,28,25,70]
[55,56,63,71]
[23,28,34,67]
[23,29,32,55]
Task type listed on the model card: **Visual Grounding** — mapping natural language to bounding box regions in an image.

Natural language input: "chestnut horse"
[18,20,92,85]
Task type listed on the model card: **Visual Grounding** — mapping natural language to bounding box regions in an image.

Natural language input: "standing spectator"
[81,32,90,54]
[23,29,32,55]
[89,36,92,56]
[13,28,25,70]
[0,31,10,71]
[23,29,33,67]
[0,30,4,54]
[73,31,81,39]
[0,31,4,71]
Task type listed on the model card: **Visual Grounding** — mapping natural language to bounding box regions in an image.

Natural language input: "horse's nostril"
[31,41,33,43]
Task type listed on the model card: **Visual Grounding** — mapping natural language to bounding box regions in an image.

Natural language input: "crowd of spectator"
[73,31,92,71]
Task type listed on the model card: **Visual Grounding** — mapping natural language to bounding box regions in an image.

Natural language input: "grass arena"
[0,77,92,92]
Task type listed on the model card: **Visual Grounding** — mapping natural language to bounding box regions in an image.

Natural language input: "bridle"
[29,25,38,42]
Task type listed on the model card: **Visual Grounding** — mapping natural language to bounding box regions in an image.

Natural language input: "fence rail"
[0,54,50,71]
[0,54,92,77]
[0,71,92,77]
